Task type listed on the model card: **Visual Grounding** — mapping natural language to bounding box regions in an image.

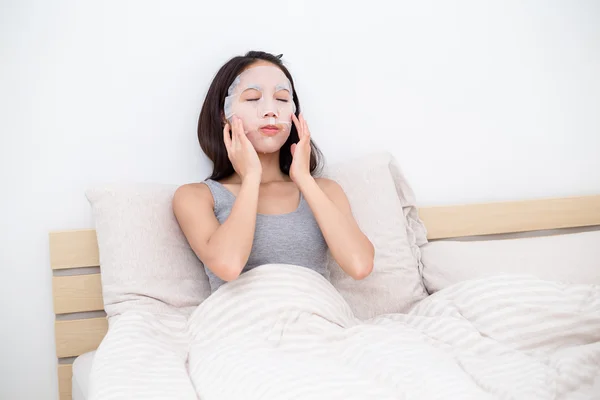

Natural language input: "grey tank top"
[201,179,329,292]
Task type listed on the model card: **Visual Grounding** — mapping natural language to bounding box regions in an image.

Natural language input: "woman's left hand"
[290,113,312,186]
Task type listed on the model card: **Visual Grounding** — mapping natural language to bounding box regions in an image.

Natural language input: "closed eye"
[245,98,260,102]
[276,99,289,103]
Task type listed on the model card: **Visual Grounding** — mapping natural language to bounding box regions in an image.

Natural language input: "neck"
[257,151,287,183]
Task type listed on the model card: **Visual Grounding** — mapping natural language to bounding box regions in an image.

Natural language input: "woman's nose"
[263,111,277,118]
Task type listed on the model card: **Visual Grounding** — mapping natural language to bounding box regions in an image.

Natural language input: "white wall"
[1,0,599,398]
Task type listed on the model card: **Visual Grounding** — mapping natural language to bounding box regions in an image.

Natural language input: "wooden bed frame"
[50,194,600,400]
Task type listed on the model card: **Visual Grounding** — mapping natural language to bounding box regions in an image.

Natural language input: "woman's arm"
[296,176,374,279]
[173,116,262,281]
[289,113,374,279]
[173,176,260,281]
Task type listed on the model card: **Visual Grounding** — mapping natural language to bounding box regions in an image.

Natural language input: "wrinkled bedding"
[89,264,600,400]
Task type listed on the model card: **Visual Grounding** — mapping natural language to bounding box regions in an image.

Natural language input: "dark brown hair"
[198,50,324,181]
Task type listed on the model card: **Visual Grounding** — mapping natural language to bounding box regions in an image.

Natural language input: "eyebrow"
[275,84,291,92]
[242,84,262,92]
[241,83,291,94]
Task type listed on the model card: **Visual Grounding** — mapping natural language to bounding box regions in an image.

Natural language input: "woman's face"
[224,63,296,154]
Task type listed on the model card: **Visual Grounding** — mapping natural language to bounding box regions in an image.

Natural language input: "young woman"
[173,51,374,292]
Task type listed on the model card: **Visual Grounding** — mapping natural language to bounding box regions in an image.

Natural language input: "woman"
[173,50,374,292]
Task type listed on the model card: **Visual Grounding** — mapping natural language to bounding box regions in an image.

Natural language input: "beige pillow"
[324,152,428,319]
[421,230,600,294]
[86,184,211,320]
[86,152,427,321]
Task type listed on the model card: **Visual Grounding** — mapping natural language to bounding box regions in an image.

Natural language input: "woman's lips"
[259,125,280,136]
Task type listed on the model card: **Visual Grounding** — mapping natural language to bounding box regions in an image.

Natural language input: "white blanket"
[89,264,600,400]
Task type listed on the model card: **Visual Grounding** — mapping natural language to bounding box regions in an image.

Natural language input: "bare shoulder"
[315,177,352,213]
[173,182,214,211]
[315,177,344,195]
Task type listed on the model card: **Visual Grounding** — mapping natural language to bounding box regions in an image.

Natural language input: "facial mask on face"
[223,65,296,134]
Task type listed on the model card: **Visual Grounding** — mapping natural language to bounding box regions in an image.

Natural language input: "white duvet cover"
[89,264,600,400]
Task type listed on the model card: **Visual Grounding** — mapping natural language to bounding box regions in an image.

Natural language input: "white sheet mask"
[223,65,296,136]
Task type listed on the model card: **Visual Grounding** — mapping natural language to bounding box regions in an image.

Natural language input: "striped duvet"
[89,264,600,400]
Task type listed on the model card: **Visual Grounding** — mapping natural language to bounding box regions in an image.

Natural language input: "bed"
[50,192,600,400]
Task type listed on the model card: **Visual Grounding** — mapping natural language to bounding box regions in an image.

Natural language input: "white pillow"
[324,152,428,319]
[86,184,211,320]
[421,230,600,294]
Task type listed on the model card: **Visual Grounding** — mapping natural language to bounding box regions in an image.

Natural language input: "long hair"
[197,51,324,180]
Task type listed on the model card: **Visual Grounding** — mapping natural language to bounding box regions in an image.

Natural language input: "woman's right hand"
[223,116,262,181]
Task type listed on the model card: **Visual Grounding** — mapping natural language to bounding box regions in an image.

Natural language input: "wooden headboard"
[51,229,106,400]
[49,194,600,400]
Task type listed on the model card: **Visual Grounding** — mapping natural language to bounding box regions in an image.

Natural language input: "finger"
[291,113,302,139]
[301,116,310,141]
[290,143,296,156]
[297,115,306,144]
[223,123,232,150]
[236,118,245,144]
[238,124,258,156]
[238,123,252,145]
[231,120,239,149]
[300,113,308,140]
[303,116,311,138]
[292,113,301,138]
[233,117,241,134]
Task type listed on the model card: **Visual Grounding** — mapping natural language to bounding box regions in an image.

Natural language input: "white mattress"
[72,351,95,400]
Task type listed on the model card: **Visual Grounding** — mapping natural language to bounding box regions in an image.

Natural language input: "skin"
[173,61,374,282]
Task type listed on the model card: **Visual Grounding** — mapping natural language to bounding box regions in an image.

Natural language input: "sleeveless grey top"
[201,179,329,292]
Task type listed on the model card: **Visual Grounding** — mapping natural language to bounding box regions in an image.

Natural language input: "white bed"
[86,265,600,399]
[72,351,95,400]
[49,153,600,399]
[52,201,600,399]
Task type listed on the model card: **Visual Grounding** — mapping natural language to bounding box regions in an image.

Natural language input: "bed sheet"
[87,264,600,399]
[72,351,95,400]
